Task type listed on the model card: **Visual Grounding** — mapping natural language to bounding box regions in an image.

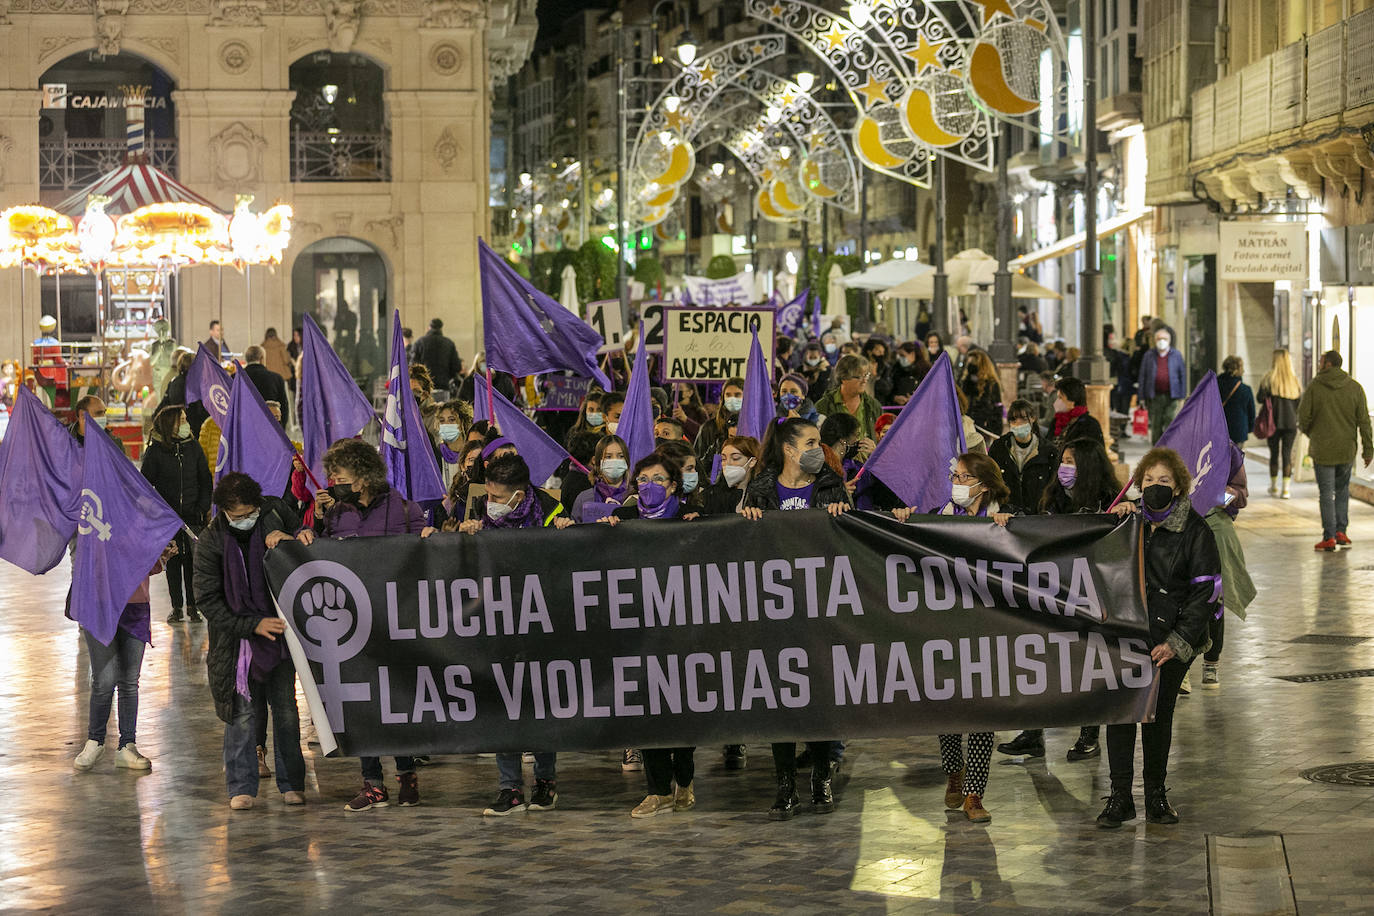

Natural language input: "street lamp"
[849,1,873,27]
[794,71,816,93]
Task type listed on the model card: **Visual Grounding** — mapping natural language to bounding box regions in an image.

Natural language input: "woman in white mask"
[893,452,1012,824]
[692,377,745,467]
[433,400,469,490]
[570,434,630,523]
[701,435,760,515]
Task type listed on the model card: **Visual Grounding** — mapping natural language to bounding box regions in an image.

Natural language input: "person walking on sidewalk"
[1137,327,1187,443]
[1298,350,1374,552]
[1257,349,1302,499]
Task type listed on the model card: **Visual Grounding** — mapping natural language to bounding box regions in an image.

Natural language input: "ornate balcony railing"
[291,130,391,182]
[38,138,179,191]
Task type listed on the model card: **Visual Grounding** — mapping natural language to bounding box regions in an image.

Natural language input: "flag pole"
[484,368,496,430]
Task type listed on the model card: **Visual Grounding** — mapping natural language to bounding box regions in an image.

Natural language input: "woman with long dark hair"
[693,376,745,466]
[741,418,849,819]
[140,404,211,622]
[570,435,630,523]
[961,349,1004,435]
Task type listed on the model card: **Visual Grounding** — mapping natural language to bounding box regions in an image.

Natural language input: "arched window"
[38,51,177,191]
[291,237,390,396]
[289,52,389,182]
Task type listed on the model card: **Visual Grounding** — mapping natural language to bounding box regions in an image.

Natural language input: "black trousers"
[643,747,695,795]
[166,528,196,609]
[1204,614,1224,663]
[1268,429,1296,478]
[1106,658,1189,792]
[772,741,834,782]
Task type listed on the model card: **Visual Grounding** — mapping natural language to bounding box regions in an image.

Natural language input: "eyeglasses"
[949,472,979,484]
[636,475,670,486]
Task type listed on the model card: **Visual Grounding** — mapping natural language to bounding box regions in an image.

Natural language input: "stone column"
[0,89,43,364]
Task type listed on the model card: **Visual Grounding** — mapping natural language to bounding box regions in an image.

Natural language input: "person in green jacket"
[814,354,884,441]
[1298,350,1374,551]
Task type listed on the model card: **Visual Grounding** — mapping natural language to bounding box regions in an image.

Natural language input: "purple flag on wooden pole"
[217,369,296,496]
[810,288,822,338]
[479,239,612,390]
[777,287,808,338]
[473,373,573,486]
[381,309,446,503]
[860,352,966,511]
[69,411,184,646]
[1157,371,1231,513]
[737,330,775,441]
[185,342,233,428]
[0,386,83,574]
[299,313,376,484]
[616,329,657,466]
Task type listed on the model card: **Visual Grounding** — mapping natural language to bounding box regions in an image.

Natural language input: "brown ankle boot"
[944,768,965,809]
[962,794,991,823]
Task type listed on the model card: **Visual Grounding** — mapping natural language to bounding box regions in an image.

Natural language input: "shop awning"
[1012,208,1152,270]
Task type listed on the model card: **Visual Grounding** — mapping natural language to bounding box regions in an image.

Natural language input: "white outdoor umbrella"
[559,264,580,313]
[826,263,849,320]
[841,258,934,292]
[877,248,1062,300]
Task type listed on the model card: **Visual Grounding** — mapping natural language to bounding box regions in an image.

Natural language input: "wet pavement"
[3,454,1374,914]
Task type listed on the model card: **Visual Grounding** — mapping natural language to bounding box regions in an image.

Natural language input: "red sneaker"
[1314,538,1337,552]
[1335,532,1353,549]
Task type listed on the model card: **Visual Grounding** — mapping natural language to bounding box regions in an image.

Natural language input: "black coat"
[742,465,850,511]
[243,363,289,427]
[701,480,745,515]
[412,329,463,390]
[887,362,927,401]
[962,376,1004,435]
[988,432,1056,515]
[162,370,210,437]
[1055,411,1104,448]
[140,433,212,523]
[193,496,301,723]
[1142,498,1220,656]
[1256,386,1299,433]
[1040,478,1120,515]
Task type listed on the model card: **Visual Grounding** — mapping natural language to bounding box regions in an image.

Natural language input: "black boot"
[1066,727,1101,761]
[723,745,747,770]
[811,757,835,814]
[1096,789,1137,829]
[996,730,1045,757]
[768,772,799,821]
[1144,786,1179,824]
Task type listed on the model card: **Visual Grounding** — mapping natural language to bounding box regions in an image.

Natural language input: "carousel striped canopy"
[55,163,222,218]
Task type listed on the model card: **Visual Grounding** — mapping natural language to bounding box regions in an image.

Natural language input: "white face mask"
[228,510,260,531]
[91,415,108,429]
[607,421,619,436]
[723,396,743,413]
[600,458,628,482]
[1011,422,1033,442]
[722,464,749,486]
[176,421,192,439]
[486,492,521,520]
[1156,338,1170,352]
[438,423,461,442]
[951,484,979,508]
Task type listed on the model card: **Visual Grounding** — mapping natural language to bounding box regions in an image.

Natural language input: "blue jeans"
[223,661,306,798]
[497,752,556,789]
[1314,463,1352,540]
[82,627,146,748]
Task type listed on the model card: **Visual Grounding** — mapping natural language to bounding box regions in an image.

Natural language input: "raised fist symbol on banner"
[301,581,354,652]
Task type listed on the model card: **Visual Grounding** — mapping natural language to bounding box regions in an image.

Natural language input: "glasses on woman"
[949,472,979,484]
[636,474,670,486]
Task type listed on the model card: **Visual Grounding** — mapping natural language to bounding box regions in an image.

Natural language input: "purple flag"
[616,330,657,466]
[185,342,233,428]
[381,310,446,503]
[473,373,572,486]
[479,239,612,390]
[69,411,184,645]
[737,330,775,441]
[777,287,808,338]
[862,352,966,511]
[709,451,723,485]
[218,369,295,496]
[810,288,822,337]
[299,313,376,485]
[1157,371,1231,513]
[0,386,82,574]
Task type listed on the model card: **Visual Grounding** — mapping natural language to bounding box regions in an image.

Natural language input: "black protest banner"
[264,512,1158,758]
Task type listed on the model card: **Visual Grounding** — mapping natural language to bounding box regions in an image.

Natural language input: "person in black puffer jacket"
[1097,446,1220,831]
[141,405,212,622]
[741,418,850,822]
[162,349,210,437]
[987,399,1055,515]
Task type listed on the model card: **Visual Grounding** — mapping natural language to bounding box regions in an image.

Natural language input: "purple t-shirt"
[776,482,815,511]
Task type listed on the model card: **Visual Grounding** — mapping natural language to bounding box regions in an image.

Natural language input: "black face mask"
[330,483,361,505]
[1142,484,1175,511]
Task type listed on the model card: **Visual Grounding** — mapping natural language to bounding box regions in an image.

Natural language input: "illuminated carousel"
[0,162,291,449]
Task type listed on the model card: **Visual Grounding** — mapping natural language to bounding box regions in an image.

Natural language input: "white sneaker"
[114,743,152,770]
[622,749,643,772]
[74,739,104,770]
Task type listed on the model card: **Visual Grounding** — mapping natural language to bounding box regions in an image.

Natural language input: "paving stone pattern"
[3,464,1374,913]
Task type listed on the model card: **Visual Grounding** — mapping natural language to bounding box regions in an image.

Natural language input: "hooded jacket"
[988,430,1055,515]
[1142,496,1221,663]
[140,428,212,523]
[1298,366,1374,466]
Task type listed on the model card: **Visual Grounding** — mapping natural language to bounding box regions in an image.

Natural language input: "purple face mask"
[1056,464,1077,489]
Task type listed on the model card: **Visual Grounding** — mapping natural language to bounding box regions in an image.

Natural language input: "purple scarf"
[439,441,462,464]
[1141,499,1175,524]
[221,528,288,699]
[594,479,628,503]
[638,493,681,520]
[483,486,541,529]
